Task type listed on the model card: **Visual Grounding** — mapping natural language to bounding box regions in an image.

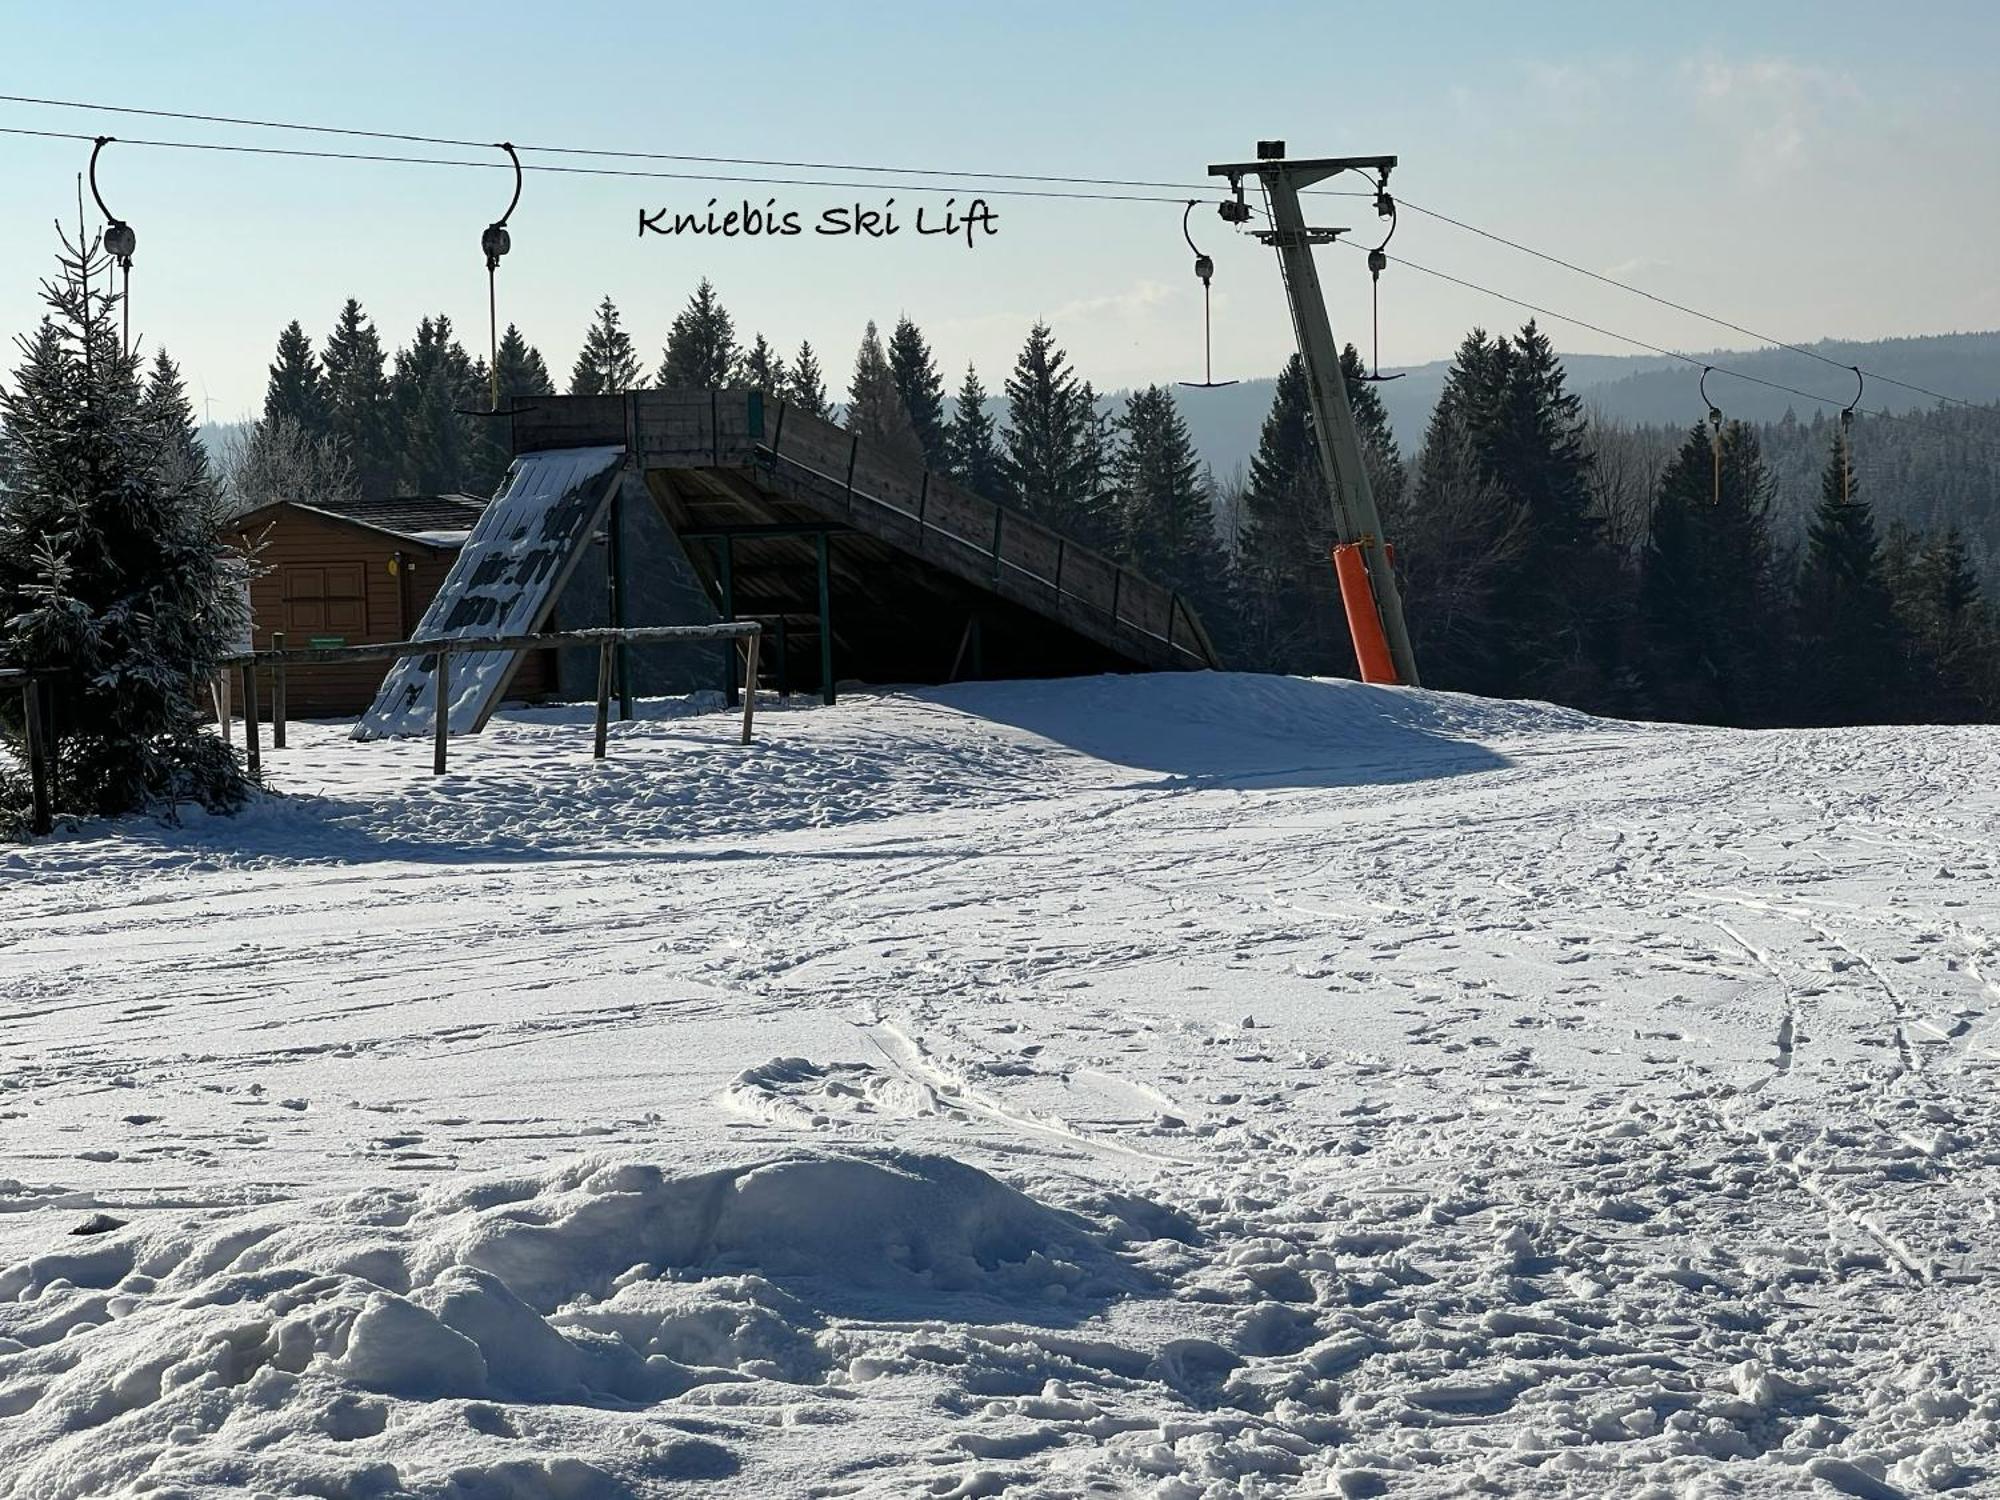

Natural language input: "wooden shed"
[232,495,554,718]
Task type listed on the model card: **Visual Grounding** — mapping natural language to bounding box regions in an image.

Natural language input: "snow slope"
[3,673,1998,1498]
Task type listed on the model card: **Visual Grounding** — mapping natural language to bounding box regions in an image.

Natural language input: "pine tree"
[140,348,210,497]
[1000,321,1107,541]
[1637,420,1784,726]
[742,333,786,396]
[1344,344,1406,514]
[1886,525,1992,722]
[1070,380,1117,549]
[887,315,950,470]
[392,314,483,495]
[568,296,643,396]
[787,340,830,417]
[946,363,1004,497]
[845,321,922,459]
[1383,330,1524,692]
[1235,355,1339,674]
[0,230,249,825]
[657,278,740,389]
[262,320,329,438]
[1474,320,1624,707]
[493,323,554,404]
[320,298,396,499]
[1789,430,1901,725]
[1114,385,1230,624]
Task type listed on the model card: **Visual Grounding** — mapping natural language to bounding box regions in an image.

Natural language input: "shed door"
[282,564,366,635]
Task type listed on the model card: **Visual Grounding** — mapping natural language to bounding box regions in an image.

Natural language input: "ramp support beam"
[815,531,835,706]
[608,483,633,720]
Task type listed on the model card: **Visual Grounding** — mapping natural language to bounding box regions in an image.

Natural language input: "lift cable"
[3,93,1986,413]
[1338,239,1902,419]
[0,94,1984,418]
[4,116,1992,433]
[0,124,1239,207]
[1395,197,1982,412]
[0,93,1372,200]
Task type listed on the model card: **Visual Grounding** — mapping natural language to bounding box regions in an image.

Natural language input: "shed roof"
[238,493,488,548]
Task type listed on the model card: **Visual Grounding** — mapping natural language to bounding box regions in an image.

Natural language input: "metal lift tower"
[1209,144,1421,687]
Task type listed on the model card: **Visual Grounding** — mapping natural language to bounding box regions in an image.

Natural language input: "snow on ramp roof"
[351,446,624,741]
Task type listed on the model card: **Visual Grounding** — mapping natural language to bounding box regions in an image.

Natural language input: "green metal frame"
[682,523,839,707]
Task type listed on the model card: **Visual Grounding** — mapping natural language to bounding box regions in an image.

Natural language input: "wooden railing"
[751,397,1217,670]
[221,622,763,778]
[4,623,767,837]
[213,624,756,788]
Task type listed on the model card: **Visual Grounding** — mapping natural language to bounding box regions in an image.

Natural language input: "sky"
[1,0,1996,423]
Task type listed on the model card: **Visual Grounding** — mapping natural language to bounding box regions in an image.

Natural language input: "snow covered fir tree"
[0,231,250,829]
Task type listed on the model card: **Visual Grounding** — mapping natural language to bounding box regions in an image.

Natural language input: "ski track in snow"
[2,673,1998,1498]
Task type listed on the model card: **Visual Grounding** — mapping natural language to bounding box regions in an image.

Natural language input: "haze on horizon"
[2,0,1996,421]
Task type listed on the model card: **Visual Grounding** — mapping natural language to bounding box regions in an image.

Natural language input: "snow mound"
[0,1151,1132,1497]
[921,670,1628,786]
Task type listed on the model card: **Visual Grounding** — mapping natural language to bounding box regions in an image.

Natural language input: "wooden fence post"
[719,535,739,709]
[240,663,261,778]
[815,532,835,706]
[21,682,51,837]
[432,646,450,776]
[740,631,760,746]
[594,640,613,760]
[271,632,287,750]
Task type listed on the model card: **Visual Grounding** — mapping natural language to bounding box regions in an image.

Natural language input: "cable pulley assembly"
[1177,200,1236,389]
[483,142,521,411]
[1699,366,1723,505]
[1839,365,1863,505]
[1359,171,1402,383]
[88,136,136,355]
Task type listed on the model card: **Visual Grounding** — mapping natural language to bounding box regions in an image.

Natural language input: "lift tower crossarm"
[1206,154,1396,185]
[1210,150,1421,688]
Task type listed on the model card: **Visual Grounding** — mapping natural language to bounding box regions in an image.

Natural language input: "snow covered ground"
[3,673,1998,1499]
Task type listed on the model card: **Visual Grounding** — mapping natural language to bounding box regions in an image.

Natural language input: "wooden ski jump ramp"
[515,390,1221,702]
[358,388,1223,732]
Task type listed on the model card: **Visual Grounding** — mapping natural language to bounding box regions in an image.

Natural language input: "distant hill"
[1156,330,2000,478]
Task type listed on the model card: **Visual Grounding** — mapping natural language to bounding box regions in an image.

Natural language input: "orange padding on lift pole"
[1331,542,1401,686]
